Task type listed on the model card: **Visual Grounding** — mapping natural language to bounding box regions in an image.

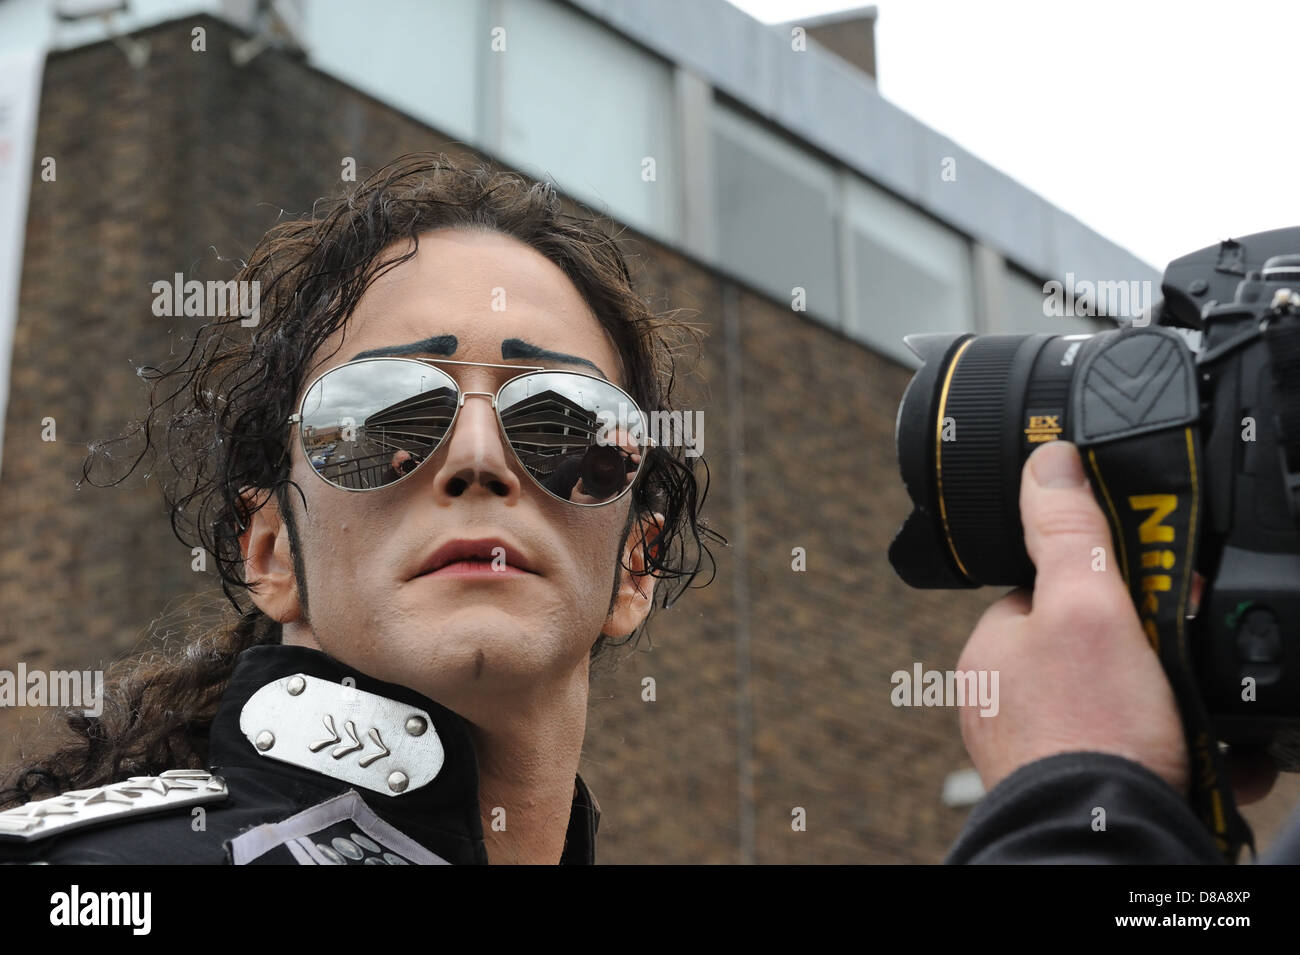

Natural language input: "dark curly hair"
[0,152,724,809]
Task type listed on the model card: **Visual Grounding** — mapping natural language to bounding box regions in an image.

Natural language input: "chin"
[367,619,581,709]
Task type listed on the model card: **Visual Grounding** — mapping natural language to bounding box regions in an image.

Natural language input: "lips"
[414,537,536,578]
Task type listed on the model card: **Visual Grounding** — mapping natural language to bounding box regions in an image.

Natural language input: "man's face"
[243,227,653,717]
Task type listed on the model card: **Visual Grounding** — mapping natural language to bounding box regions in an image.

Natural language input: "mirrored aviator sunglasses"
[286,357,655,506]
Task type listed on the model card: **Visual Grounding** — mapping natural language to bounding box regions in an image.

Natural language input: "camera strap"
[1072,327,1255,863]
[1263,301,1300,523]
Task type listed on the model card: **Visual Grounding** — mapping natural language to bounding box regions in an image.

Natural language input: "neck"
[467,666,590,864]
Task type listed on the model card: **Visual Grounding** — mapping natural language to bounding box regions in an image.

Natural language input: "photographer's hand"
[956,440,1189,796]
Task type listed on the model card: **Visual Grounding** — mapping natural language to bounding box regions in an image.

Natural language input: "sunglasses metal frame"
[286,356,655,506]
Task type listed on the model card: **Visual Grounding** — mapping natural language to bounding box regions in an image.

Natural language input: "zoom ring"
[939,336,1024,582]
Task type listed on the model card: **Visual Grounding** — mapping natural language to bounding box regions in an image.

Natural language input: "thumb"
[1019,441,1131,617]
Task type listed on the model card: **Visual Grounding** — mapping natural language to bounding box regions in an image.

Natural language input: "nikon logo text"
[890,663,999,717]
[1128,493,1178,652]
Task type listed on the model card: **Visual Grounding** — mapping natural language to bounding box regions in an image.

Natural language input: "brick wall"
[3,16,1297,862]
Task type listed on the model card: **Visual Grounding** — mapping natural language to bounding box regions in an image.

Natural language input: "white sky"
[726,0,1300,271]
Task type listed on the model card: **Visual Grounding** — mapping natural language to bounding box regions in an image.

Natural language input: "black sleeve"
[1262,805,1300,863]
[945,751,1226,864]
[541,455,584,498]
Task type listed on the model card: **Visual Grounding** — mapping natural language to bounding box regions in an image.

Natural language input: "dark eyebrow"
[501,338,608,380]
[349,335,458,361]
[349,334,609,379]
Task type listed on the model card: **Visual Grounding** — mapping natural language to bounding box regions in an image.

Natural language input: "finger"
[1188,571,1205,617]
[1018,441,1133,622]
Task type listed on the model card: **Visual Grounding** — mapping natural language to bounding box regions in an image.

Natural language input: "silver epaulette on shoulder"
[0,771,228,843]
[239,673,445,797]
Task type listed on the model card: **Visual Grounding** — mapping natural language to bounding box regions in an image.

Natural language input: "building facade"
[0,0,1294,862]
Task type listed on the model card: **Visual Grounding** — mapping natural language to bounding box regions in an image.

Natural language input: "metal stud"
[286,675,306,696]
[387,771,409,794]
[315,843,345,865]
[255,731,275,752]
[382,852,409,865]
[332,837,364,861]
[358,728,390,768]
[351,832,381,854]
[308,715,340,752]
[84,788,135,806]
[332,720,363,760]
[0,816,41,833]
[363,857,386,864]
[405,715,427,737]
[107,784,150,797]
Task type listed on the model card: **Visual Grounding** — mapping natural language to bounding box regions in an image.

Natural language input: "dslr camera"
[890,227,1300,774]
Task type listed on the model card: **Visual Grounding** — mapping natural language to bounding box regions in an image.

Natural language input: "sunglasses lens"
[300,359,457,489]
[497,372,646,505]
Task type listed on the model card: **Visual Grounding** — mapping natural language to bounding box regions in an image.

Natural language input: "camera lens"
[889,332,1090,588]
[580,445,627,498]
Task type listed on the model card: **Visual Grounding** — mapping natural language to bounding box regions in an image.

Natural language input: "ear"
[238,486,303,625]
[602,511,665,639]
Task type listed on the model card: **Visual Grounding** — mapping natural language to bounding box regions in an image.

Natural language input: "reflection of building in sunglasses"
[294,360,647,504]
[304,386,457,490]
[499,388,599,468]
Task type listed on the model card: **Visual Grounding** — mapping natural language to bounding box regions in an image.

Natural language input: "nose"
[430,390,523,504]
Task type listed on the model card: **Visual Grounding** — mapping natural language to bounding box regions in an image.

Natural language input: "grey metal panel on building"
[563,0,1159,291]
[711,103,840,324]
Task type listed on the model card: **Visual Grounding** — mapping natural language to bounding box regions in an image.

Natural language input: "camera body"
[889,227,1300,769]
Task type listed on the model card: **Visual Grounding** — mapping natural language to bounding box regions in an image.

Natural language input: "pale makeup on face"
[234,222,669,864]
[243,227,658,726]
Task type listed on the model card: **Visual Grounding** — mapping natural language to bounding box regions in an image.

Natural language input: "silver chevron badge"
[0,771,229,843]
[238,673,445,796]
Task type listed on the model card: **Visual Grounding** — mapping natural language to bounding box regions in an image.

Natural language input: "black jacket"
[0,644,600,864]
[946,750,1300,864]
